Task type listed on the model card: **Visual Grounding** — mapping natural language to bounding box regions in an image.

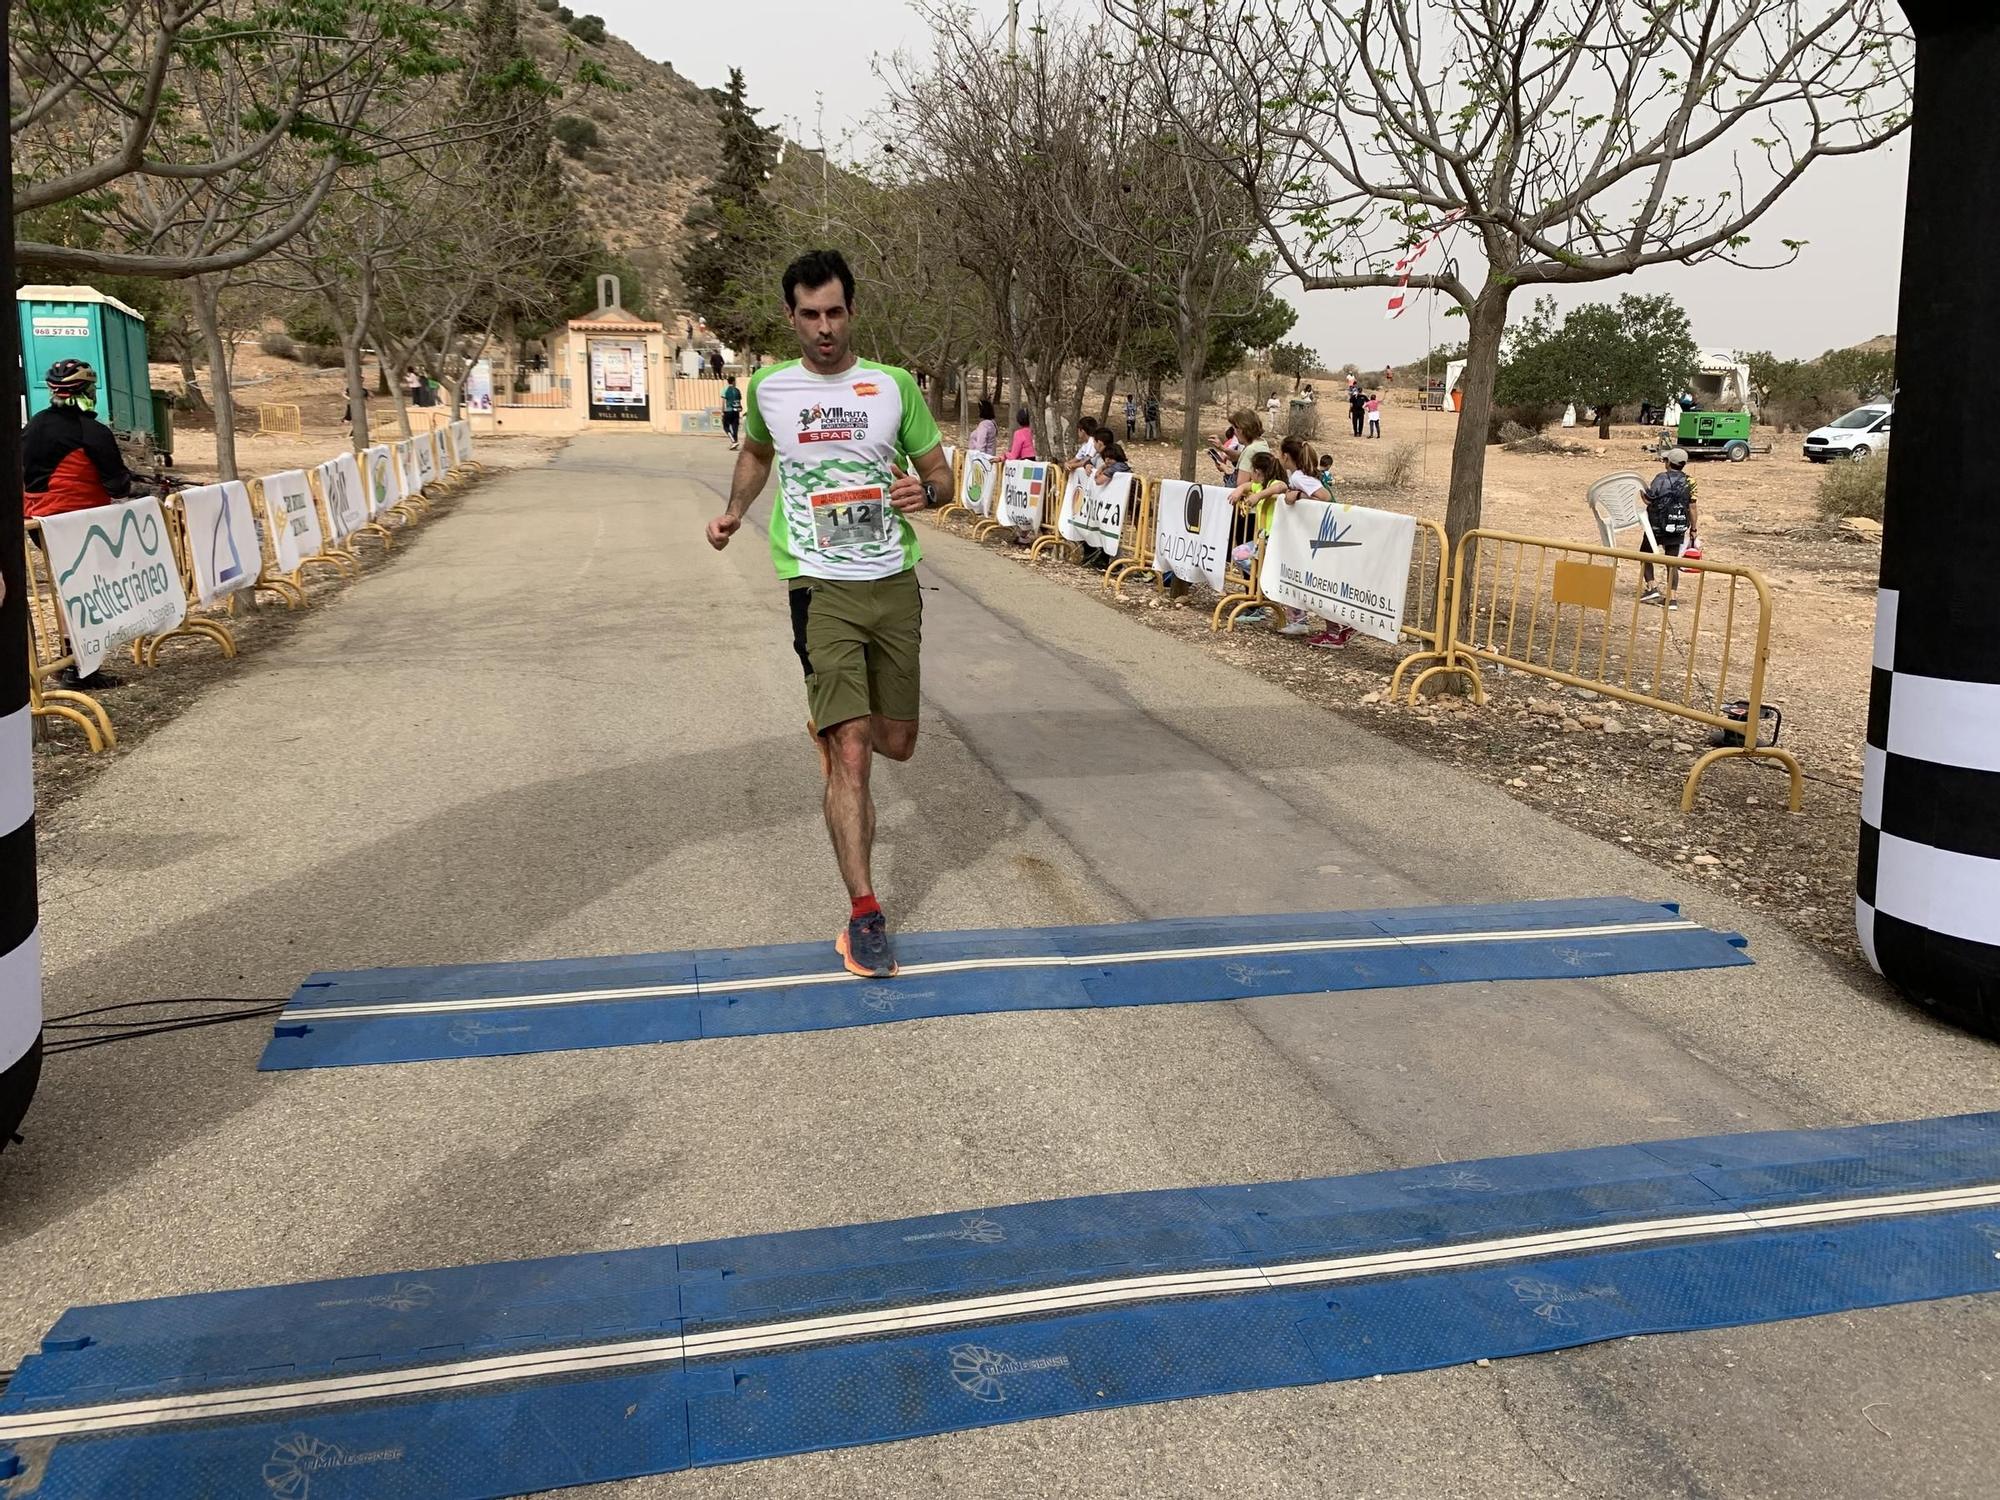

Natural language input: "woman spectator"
[967,399,997,457]
[1365,392,1383,438]
[1231,410,1270,489]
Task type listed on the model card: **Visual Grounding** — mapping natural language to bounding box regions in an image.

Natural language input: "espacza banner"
[363,445,401,517]
[1058,471,1134,557]
[315,453,368,542]
[260,469,324,574]
[998,460,1049,530]
[39,498,187,676]
[958,451,998,516]
[1151,479,1234,592]
[1259,497,1417,643]
[177,481,261,607]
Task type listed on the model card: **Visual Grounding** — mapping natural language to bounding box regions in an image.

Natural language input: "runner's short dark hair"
[782,248,855,310]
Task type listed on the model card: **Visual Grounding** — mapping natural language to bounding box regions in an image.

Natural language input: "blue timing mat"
[5,1113,2000,1498]
[259,896,1750,1070]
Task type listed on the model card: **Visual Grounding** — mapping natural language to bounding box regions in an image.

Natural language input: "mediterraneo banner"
[39,498,187,675]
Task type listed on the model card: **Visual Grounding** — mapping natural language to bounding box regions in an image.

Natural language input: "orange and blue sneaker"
[837,909,898,977]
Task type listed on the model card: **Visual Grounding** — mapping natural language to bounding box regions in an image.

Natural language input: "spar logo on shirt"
[797,403,872,443]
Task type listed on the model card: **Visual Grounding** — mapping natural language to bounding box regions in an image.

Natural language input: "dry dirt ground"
[942,387,1878,975]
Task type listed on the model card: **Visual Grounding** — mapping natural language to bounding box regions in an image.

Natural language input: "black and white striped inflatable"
[2,117,41,1144]
[1858,9,1999,1037]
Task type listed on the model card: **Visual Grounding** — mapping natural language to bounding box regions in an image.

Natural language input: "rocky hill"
[520,3,724,320]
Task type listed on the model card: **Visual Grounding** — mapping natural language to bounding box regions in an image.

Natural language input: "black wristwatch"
[922,481,938,506]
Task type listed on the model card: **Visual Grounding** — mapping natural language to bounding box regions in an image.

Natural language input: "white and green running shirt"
[743,358,944,581]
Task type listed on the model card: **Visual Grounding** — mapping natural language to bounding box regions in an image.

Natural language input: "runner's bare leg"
[824,720,878,899]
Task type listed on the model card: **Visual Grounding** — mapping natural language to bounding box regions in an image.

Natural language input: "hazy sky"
[594,0,1909,366]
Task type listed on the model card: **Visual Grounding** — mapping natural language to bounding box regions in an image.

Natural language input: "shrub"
[566,12,605,43]
[1282,401,1321,441]
[534,0,559,9]
[1486,401,1559,443]
[1380,441,1420,490]
[1496,420,1532,445]
[258,331,298,360]
[553,115,600,158]
[284,306,339,347]
[1816,455,1887,521]
[302,344,346,369]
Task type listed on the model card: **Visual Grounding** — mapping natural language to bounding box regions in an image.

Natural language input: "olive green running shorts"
[788,569,923,732]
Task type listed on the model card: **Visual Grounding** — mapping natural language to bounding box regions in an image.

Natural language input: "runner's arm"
[707,437,774,550]
[889,441,952,514]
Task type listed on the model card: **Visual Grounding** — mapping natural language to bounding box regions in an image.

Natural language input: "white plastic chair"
[1586,472,1656,552]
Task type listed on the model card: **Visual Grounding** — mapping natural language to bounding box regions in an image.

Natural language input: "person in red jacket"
[22,360,134,518]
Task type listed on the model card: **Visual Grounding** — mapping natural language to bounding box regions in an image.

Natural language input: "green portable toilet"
[16,285,154,446]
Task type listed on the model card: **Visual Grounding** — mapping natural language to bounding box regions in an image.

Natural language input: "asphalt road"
[8,432,1999,1498]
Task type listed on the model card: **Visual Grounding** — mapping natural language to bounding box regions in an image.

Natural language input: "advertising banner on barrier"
[39,498,187,676]
[451,418,474,463]
[413,433,439,489]
[1057,471,1134,557]
[1260,498,1417,643]
[261,469,323,573]
[315,453,368,541]
[998,459,1050,530]
[958,451,998,516]
[395,439,421,497]
[363,444,401,515]
[1151,479,1234,592]
[177,481,261,607]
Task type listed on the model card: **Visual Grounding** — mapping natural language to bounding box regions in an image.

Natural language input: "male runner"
[705,249,952,978]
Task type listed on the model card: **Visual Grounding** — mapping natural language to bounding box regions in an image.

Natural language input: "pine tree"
[677,69,784,353]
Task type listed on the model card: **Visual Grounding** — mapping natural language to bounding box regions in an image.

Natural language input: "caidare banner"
[315,453,368,542]
[1151,479,1234,592]
[998,460,1049,531]
[39,498,187,676]
[177,481,261,607]
[1057,471,1134,557]
[1260,498,1416,643]
[958,451,998,516]
[261,469,323,574]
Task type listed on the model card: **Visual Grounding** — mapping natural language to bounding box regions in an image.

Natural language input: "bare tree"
[1056,33,1266,480]
[1110,0,1913,545]
[11,1,465,277]
[882,5,1131,457]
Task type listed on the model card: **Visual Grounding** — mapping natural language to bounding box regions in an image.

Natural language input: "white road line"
[279,919,1707,1024]
[5,1176,1990,1443]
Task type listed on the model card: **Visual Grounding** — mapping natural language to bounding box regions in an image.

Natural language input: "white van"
[1803,403,1892,463]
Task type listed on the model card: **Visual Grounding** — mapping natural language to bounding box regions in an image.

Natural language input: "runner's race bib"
[811,485,890,549]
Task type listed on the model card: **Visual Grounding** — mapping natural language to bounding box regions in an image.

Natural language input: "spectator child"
[1365,392,1382,438]
[1006,407,1036,460]
[1640,448,1699,608]
[1124,392,1138,439]
[1279,435,1354,648]
[1226,451,1289,626]
[1144,394,1160,441]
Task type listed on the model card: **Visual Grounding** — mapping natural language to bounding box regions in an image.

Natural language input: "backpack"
[1647,471,1692,536]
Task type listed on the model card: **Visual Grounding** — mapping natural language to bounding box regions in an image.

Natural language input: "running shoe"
[837,910,898,977]
[1639,588,1664,605]
[1237,607,1270,625]
[1278,619,1315,636]
[1307,625,1356,649]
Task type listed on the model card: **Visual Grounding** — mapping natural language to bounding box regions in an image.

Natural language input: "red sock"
[851,894,881,921]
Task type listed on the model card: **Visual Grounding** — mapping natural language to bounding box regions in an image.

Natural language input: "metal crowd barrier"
[1399,528,1802,812]
[21,519,117,752]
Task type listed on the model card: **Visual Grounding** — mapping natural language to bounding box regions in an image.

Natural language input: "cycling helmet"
[45,359,98,406]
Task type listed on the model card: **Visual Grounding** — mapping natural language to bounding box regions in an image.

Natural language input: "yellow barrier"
[1402,528,1802,812]
[258,404,302,436]
[131,496,239,668]
[21,521,117,752]
[1209,496,1284,632]
[1102,479,1157,593]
